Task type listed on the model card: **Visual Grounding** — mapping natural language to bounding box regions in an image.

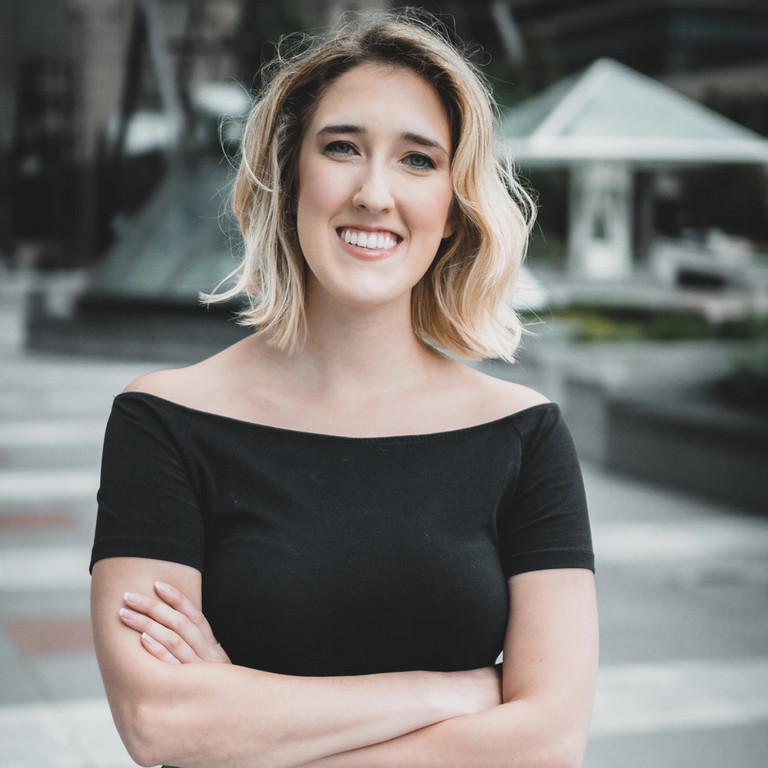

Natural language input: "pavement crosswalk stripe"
[0,421,105,446]
[0,699,132,768]
[591,656,768,736]
[0,547,91,591]
[0,469,99,503]
[593,518,768,562]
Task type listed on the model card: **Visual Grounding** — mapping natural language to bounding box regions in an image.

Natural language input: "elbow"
[114,698,278,768]
[112,698,170,768]
[502,710,587,768]
[491,732,586,768]
[123,743,157,768]
[541,733,588,768]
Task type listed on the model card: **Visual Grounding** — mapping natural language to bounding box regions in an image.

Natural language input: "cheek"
[413,182,454,240]
[296,161,324,225]
[296,162,352,254]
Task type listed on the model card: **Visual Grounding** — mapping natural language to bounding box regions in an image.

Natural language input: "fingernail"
[123,592,140,605]
[155,582,171,595]
[119,608,137,621]
[141,632,159,648]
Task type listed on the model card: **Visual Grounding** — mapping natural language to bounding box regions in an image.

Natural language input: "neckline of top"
[115,391,559,443]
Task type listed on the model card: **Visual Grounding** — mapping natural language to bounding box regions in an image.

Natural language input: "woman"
[90,10,598,768]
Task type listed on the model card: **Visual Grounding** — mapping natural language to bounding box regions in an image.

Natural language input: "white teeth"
[340,229,398,251]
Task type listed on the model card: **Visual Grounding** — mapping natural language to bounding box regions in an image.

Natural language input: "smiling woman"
[295,63,455,311]
[90,9,597,768]
[206,9,534,360]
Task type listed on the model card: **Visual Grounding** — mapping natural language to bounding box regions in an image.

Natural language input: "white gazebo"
[502,58,768,279]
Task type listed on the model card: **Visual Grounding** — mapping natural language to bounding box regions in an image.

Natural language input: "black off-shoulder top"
[91,393,593,676]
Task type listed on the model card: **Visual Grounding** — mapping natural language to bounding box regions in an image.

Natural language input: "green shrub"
[524,305,768,343]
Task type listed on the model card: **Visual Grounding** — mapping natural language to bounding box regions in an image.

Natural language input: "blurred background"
[1,1,767,767]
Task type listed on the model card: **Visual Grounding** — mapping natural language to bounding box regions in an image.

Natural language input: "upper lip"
[337,225,403,241]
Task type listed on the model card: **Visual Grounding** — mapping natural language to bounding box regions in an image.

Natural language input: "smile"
[338,228,401,251]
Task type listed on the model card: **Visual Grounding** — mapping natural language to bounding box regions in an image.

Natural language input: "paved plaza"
[0,341,767,767]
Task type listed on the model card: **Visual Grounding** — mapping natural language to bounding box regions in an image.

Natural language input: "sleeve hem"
[89,538,204,574]
[502,549,595,578]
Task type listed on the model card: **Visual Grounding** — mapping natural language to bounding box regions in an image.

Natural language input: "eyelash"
[324,141,436,170]
[325,140,357,157]
[404,153,436,170]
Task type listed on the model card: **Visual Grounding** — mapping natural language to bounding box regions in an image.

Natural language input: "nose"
[352,162,394,213]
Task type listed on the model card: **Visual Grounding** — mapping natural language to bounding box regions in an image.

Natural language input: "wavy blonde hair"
[205,8,535,361]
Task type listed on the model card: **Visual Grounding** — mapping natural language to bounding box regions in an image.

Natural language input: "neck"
[282,289,441,400]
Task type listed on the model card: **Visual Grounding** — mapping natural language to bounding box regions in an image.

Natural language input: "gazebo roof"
[501,58,768,165]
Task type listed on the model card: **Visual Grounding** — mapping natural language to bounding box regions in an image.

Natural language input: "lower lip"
[337,232,400,261]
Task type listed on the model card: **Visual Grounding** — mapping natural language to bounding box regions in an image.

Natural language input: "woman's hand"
[117,582,500,713]
[118,581,501,717]
[119,581,231,665]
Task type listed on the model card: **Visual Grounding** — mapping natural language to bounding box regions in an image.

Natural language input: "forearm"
[298,696,589,768]
[92,559,499,768]
[298,570,600,768]
[104,652,496,768]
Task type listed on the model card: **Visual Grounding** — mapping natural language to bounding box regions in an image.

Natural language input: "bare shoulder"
[451,361,550,423]
[475,374,550,417]
[121,338,256,409]
[122,355,217,401]
[123,367,190,398]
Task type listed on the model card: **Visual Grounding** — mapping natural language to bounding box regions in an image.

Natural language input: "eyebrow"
[316,124,449,156]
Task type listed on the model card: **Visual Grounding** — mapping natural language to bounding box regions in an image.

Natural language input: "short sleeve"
[90,394,205,573]
[497,406,594,578]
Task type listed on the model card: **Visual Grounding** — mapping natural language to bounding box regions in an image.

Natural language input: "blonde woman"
[90,10,597,768]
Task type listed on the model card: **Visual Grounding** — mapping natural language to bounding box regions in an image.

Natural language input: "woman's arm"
[91,556,502,768]
[110,564,598,768]
[298,568,599,768]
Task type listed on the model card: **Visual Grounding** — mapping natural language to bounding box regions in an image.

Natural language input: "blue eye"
[325,141,357,156]
[405,153,435,170]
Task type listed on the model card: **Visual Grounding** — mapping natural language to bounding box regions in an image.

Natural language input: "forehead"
[307,62,451,141]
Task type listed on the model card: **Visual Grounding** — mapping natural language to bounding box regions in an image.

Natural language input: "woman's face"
[295,62,454,313]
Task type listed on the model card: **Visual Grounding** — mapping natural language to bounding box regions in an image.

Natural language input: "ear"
[442,220,454,239]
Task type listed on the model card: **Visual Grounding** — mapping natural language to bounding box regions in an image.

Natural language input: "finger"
[123,591,229,664]
[153,582,230,664]
[141,632,181,665]
[123,591,207,654]
[154,582,219,645]
[119,606,202,664]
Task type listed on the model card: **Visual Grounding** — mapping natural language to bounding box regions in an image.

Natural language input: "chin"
[335,282,413,311]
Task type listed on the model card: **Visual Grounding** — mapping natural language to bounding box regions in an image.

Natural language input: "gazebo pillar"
[568,162,633,279]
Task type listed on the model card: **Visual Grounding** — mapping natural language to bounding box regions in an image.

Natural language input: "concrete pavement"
[1,343,767,767]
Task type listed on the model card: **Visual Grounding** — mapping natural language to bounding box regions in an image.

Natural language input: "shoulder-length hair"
[204,8,535,361]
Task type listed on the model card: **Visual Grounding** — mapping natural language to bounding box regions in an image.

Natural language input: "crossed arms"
[91,557,598,768]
